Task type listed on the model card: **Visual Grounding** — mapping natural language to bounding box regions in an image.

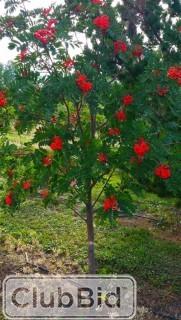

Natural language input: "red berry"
[0,91,7,107]
[50,136,63,151]
[108,128,121,136]
[22,180,31,190]
[5,192,13,206]
[114,40,127,55]
[154,164,171,179]
[34,28,56,44]
[122,95,133,106]
[167,66,181,80]
[63,59,75,69]
[42,155,53,166]
[133,138,150,157]
[103,196,118,212]
[93,15,110,31]
[98,152,108,163]
[76,74,93,93]
[132,44,143,58]
[115,110,127,121]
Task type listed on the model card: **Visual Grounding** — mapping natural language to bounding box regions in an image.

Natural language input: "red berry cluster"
[103,196,118,212]
[108,128,120,136]
[115,94,133,123]
[98,152,108,163]
[22,180,32,190]
[50,136,63,151]
[115,109,127,122]
[76,74,93,93]
[42,155,53,166]
[132,44,143,58]
[0,91,7,107]
[63,58,75,69]
[154,164,171,179]
[113,40,143,58]
[5,192,13,206]
[122,95,134,106]
[133,138,150,158]
[93,15,110,31]
[34,19,58,45]
[167,66,181,85]
[34,28,55,44]
[114,40,127,55]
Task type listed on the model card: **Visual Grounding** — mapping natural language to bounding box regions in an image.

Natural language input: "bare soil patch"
[120,215,181,244]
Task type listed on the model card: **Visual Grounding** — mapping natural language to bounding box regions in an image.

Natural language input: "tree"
[0,0,180,273]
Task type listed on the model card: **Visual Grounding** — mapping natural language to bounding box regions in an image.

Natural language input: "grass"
[0,200,180,294]
[6,129,33,145]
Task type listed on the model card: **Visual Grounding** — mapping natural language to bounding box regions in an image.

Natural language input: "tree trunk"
[86,196,96,274]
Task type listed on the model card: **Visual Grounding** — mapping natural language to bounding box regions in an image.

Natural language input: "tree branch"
[92,168,116,208]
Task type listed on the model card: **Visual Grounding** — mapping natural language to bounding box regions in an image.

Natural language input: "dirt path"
[120,215,181,244]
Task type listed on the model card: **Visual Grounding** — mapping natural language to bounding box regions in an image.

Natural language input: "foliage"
[0,0,180,212]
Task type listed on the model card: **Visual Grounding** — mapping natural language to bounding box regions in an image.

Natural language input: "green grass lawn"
[0,200,180,294]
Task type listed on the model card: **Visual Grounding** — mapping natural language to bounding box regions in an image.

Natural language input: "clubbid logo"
[3,275,136,319]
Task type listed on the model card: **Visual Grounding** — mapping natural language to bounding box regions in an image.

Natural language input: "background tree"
[0,0,180,273]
